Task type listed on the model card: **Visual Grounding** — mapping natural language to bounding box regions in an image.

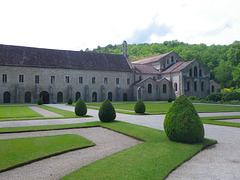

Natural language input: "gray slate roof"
[0,44,132,72]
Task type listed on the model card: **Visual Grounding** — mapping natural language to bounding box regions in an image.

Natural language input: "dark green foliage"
[206,92,223,102]
[188,96,196,101]
[167,97,172,103]
[98,99,116,122]
[75,97,87,116]
[68,98,73,105]
[134,99,146,113]
[37,98,43,105]
[222,92,240,101]
[164,95,204,143]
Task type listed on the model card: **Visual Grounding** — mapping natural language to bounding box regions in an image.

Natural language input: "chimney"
[122,40,127,57]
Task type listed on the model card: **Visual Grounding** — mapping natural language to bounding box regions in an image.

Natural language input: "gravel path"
[29,106,63,117]
[0,127,141,180]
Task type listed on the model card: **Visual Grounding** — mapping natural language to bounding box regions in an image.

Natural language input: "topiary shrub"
[206,92,222,102]
[98,99,116,122]
[188,96,196,101]
[37,98,43,105]
[75,97,87,116]
[164,95,204,143]
[168,97,172,103]
[134,99,146,113]
[68,98,73,105]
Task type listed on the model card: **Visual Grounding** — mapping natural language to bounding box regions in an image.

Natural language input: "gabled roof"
[0,44,132,72]
[161,60,194,74]
[134,64,160,74]
[132,52,171,65]
[134,77,155,86]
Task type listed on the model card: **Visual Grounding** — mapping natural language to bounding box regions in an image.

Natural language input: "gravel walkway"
[29,106,63,117]
[0,127,141,180]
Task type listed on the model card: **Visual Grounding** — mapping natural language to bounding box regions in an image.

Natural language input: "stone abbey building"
[0,41,219,103]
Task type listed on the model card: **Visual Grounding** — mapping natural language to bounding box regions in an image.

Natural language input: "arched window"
[57,92,63,103]
[92,92,97,102]
[108,92,112,101]
[163,84,167,93]
[171,56,174,62]
[199,69,202,77]
[189,69,192,77]
[211,85,215,92]
[3,91,10,103]
[201,82,204,91]
[75,92,81,102]
[187,81,190,91]
[194,81,197,91]
[148,84,152,93]
[194,66,198,77]
[123,93,128,101]
[174,83,177,91]
[25,92,31,103]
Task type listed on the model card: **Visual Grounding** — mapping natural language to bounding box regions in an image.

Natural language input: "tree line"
[89,40,240,89]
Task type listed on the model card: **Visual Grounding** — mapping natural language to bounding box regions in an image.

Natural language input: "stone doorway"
[40,91,49,104]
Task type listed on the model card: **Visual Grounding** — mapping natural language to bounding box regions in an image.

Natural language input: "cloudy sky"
[0,0,239,51]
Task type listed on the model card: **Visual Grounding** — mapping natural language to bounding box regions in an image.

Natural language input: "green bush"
[98,99,116,122]
[68,98,73,105]
[134,99,146,113]
[164,95,204,143]
[222,92,240,102]
[37,98,43,105]
[188,96,196,101]
[75,97,87,116]
[206,92,223,102]
[168,97,172,103]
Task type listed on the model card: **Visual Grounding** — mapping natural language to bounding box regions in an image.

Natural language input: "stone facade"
[0,42,219,103]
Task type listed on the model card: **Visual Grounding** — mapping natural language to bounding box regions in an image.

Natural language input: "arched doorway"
[108,92,112,101]
[40,91,49,104]
[3,91,10,103]
[123,93,128,101]
[92,92,97,102]
[211,85,215,92]
[57,92,63,103]
[25,92,31,103]
[75,92,81,102]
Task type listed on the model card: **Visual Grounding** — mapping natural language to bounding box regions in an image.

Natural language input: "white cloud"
[0,0,240,50]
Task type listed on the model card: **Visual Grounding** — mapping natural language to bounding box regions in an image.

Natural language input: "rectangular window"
[127,78,130,85]
[35,75,39,84]
[51,76,55,84]
[92,77,95,84]
[19,75,24,82]
[116,78,119,84]
[66,76,69,83]
[104,77,108,84]
[79,77,83,84]
[2,74,7,83]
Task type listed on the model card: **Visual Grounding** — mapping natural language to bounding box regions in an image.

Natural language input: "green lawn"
[201,116,240,128]
[0,134,95,172]
[0,121,216,179]
[0,106,42,118]
[86,102,240,114]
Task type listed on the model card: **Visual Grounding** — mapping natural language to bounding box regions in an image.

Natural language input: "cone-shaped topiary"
[75,97,87,116]
[37,98,43,105]
[98,99,116,122]
[164,95,204,143]
[68,98,73,105]
[134,99,146,113]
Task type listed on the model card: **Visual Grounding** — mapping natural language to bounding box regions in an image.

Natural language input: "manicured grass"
[201,116,240,128]
[0,134,95,172]
[0,121,216,179]
[0,106,42,118]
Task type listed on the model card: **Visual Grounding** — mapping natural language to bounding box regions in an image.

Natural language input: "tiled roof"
[161,61,193,74]
[0,44,132,72]
[134,64,160,74]
[132,52,171,65]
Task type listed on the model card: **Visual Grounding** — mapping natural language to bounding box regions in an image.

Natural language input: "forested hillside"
[90,40,240,89]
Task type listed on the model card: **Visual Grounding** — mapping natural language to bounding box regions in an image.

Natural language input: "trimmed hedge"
[134,99,146,113]
[68,98,73,105]
[98,99,116,122]
[37,98,43,105]
[75,97,87,116]
[164,95,204,143]
[206,92,222,102]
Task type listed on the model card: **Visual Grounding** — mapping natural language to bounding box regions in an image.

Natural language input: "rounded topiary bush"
[164,95,204,143]
[68,98,73,105]
[168,97,172,103]
[37,98,43,105]
[98,99,116,122]
[134,99,146,113]
[75,97,87,116]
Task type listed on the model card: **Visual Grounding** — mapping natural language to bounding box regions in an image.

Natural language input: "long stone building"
[0,41,219,103]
